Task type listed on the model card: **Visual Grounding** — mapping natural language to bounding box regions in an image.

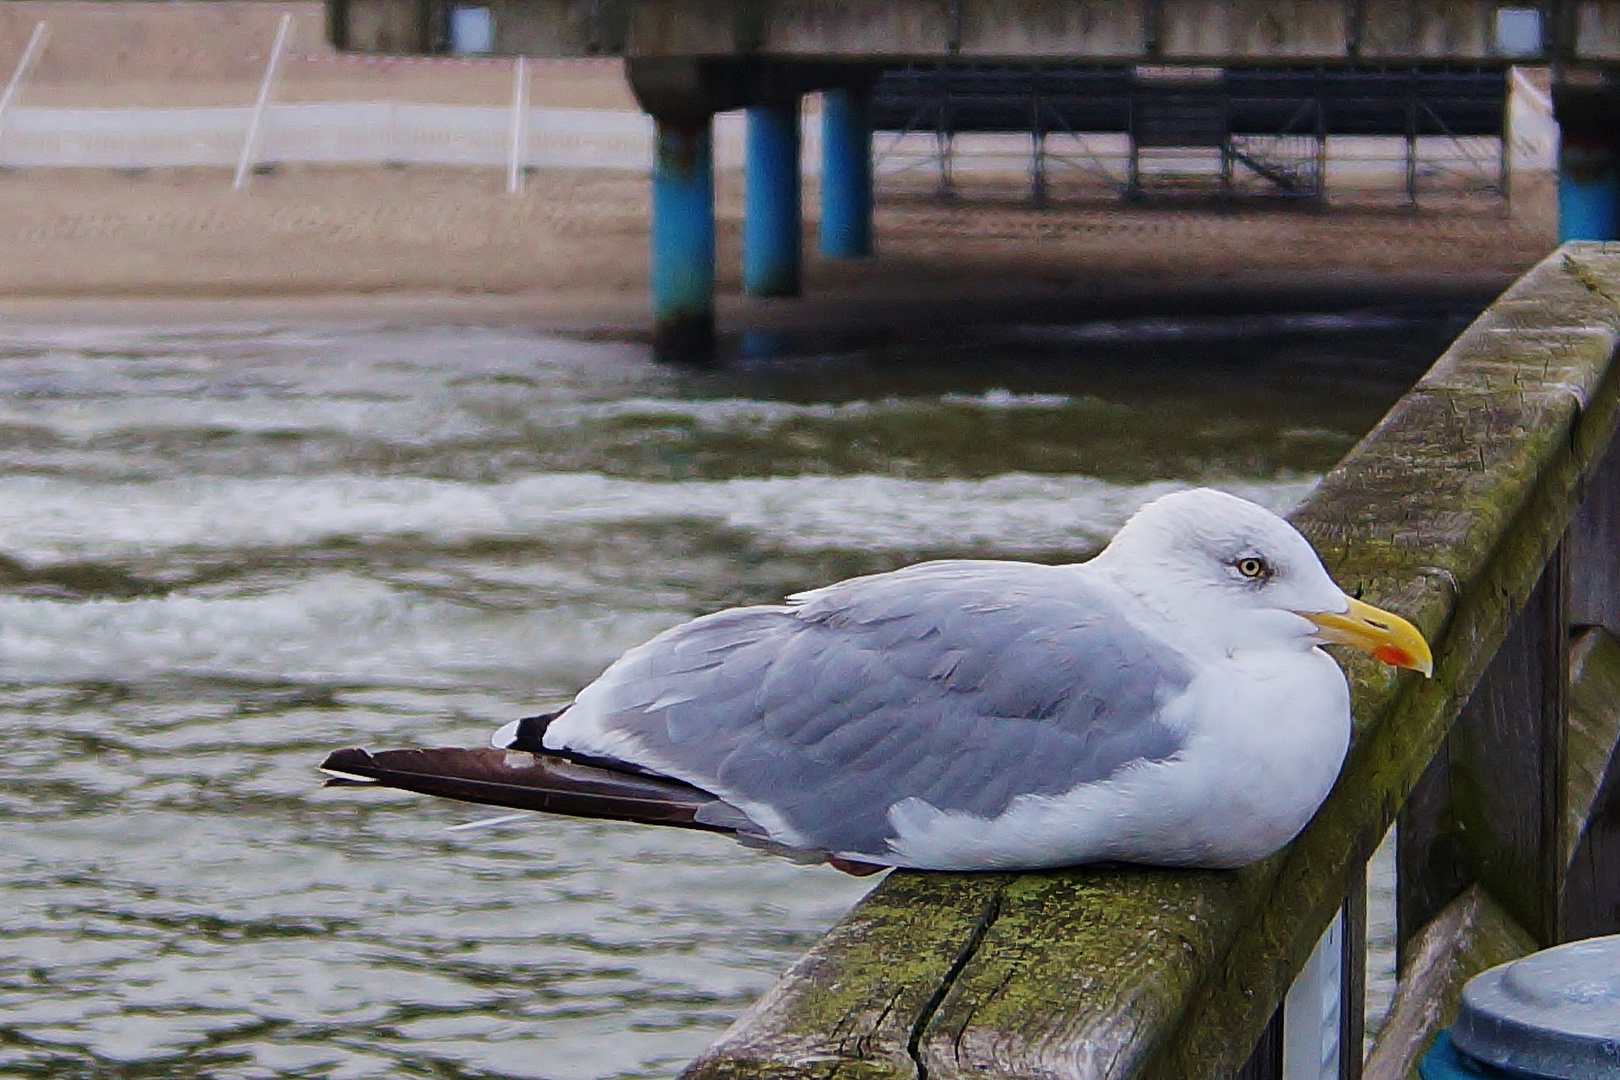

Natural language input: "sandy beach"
[1,0,1562,331]
[7,160,1556,331]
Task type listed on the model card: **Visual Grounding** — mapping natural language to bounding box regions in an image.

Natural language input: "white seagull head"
[1094,487,1432,675]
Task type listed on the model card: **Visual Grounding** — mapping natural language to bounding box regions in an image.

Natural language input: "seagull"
[322,487,1431,874]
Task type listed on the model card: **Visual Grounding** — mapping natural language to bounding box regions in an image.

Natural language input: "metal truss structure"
[870,64,1509,205]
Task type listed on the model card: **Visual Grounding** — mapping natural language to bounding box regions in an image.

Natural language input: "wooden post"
[1236,1009,1285,1080]
[1568,421,1620,640]
[1398,544,1569,952]
[1563,627,1620,938]
[1339,865,1367,1080]
[1564,430,1620,938]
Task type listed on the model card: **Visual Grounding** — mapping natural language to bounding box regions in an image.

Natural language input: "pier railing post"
[1399,386,1620,955]
[1563,427,1620,938]
[1398,541,1569,952]
[1340,864,1367,1080]
[1236,869,1366,1080]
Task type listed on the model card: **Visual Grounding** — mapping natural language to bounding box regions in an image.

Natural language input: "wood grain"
[1564,626,1620,939]
[680,871,1011,1080]
[1398,547,1567,950]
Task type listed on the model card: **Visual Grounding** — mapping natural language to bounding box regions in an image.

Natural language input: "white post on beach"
[0,21,50,160]
[235,11,293,191]
[506,57,529,194]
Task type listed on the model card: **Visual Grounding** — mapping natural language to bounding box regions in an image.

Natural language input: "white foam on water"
[0,573,682,687]
[573,389,1077,427]
[0,472,1319,566]
[0,389,1087,447]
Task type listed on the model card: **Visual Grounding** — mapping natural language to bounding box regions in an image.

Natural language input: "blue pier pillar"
[651,116,716,362]
[1559,140,1620,242]
[1554,87,1620,242]
[820,87,874,259]
[744,100,803,297]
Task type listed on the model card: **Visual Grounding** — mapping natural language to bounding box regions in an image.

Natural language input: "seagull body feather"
[324,487,1430,872]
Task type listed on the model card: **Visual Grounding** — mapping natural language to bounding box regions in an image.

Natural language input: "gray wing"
[563,560,1194,859]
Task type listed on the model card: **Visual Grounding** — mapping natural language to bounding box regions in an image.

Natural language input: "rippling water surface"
[0,312,1464,1078]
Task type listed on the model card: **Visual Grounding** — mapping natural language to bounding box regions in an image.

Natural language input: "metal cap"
[1451,935,1620,1080]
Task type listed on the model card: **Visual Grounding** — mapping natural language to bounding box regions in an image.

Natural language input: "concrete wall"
[332,0,1620,64]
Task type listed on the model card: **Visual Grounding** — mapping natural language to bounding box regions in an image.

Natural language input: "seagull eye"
[1235,557,1269,580]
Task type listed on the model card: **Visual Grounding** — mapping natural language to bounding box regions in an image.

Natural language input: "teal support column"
[1559,138,1620,242]
[1554,87,1620,242]
[651,116,716,362]
[820,87,873,259]
[744,100,803,297]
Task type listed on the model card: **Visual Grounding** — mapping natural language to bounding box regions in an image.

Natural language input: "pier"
[327,0,1620,359]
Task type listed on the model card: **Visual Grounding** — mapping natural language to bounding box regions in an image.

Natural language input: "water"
[0,310,1464,1078]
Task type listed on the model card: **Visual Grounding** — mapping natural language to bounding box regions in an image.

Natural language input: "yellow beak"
[1304,596,1433,677]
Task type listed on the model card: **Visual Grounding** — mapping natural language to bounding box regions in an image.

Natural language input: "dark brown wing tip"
[322,748,373,769]
[320,748,380,786]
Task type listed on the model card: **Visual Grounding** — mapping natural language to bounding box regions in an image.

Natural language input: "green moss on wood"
[680,872,1010,1080]
[918,866,1267,1080]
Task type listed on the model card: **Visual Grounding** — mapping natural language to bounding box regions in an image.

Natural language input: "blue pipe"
[1559,133,1620,242]
[651,116,716,362]
[744,101,803,297]
[819,87,874,259]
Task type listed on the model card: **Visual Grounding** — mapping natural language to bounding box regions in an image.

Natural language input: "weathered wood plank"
[1340,864,1367,1080]
[917,868,1266,1080]
[1564,625,1620,938]
[1362,886,1537,1080]
[1568,363,1620,639]
[681,872,1010,1080]
[1563,396,1620,940]
[682,245,1620,1080]
[1566,627,1620,868]
[1398,545,1568,951]
[1235,1008,1284,1080]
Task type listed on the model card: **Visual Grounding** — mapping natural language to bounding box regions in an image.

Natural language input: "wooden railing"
[677,243,1620,1080]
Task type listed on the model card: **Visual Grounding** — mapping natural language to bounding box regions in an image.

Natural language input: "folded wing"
[546,559,1196,860]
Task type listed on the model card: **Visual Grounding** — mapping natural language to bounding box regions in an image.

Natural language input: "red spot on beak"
[1373,644,1413,668]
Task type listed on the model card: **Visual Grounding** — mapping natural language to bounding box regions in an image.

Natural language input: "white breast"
[876,646,1352,871]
